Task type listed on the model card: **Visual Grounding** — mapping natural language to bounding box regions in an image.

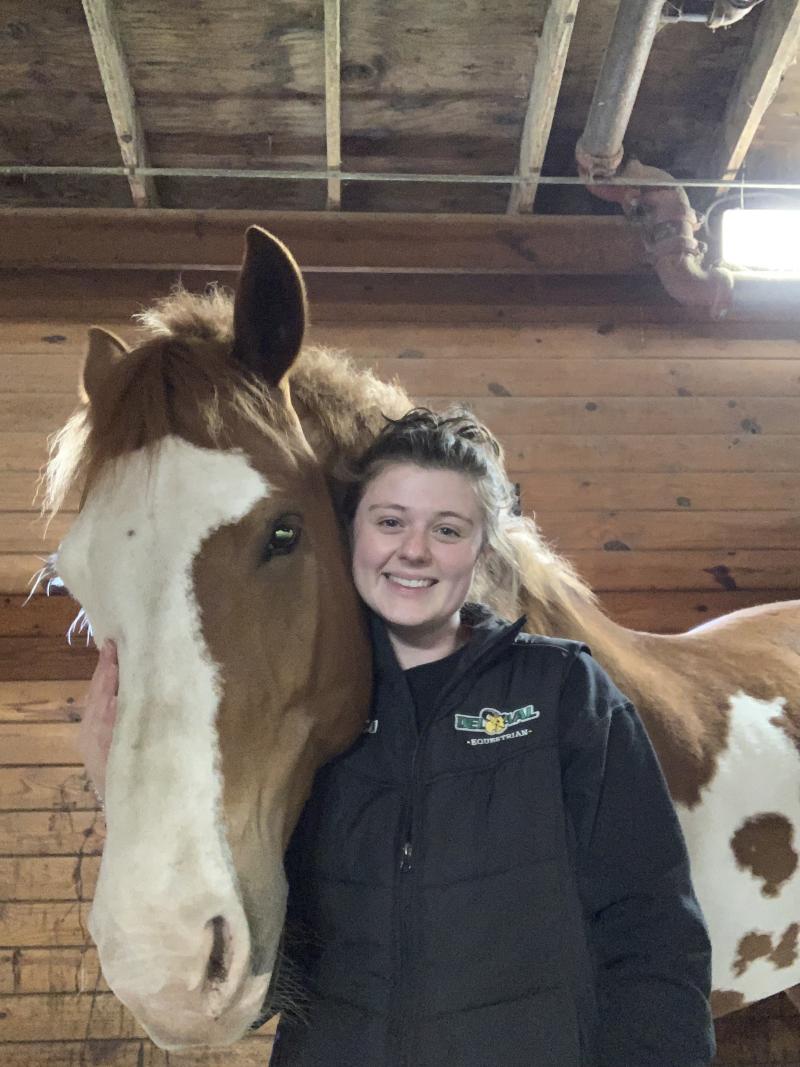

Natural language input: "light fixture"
[721,208,800,272]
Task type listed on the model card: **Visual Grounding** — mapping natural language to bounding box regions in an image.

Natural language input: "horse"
[42,226,800,1047]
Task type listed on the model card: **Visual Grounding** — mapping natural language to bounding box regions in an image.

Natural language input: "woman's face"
[351,463,485,638]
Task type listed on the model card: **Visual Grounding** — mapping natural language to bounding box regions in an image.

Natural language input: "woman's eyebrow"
[367,503,474,526]
[436,511,475,526]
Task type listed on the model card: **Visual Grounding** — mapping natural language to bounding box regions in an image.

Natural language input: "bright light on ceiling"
[721,209,800,272]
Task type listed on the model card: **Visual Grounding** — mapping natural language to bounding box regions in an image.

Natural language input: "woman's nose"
[398,529,431,563]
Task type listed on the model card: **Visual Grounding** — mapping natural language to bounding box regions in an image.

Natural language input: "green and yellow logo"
[454,704,540,736]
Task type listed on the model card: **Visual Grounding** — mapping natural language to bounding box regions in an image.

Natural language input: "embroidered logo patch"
[454,704,540,745]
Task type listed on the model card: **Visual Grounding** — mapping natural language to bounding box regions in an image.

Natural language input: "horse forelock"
[43,287,302,520]
[134,283,234,345]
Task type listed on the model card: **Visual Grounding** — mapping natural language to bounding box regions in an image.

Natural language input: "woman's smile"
[383,573,438,590]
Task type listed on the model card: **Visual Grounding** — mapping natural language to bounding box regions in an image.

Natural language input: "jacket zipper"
[395,735,419,1067]
[392,643,520,1065]
[394,668,467,1067]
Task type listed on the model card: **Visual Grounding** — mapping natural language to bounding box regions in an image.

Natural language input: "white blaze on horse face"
[677,690,800,1004]
[57,436,281,1046]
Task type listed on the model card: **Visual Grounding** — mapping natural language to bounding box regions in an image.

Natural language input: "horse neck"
[522,585,635,687]
[517,569,684,726]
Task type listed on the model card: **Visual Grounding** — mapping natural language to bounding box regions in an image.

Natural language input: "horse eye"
[262,515,301,563]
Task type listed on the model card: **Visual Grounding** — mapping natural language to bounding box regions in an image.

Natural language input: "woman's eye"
[437,526,461,538]
[377,517,401,529]
[262,516,302,563]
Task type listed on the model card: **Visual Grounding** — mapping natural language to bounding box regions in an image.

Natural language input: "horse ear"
[82,327,129,403]
[231,226,308,387]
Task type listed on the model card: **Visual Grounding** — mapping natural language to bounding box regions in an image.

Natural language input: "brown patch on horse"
[731,813,798,897]
[710,989,745,1016]
[733,924,800,977]
[734,931,774,976]
[772,923,800,969]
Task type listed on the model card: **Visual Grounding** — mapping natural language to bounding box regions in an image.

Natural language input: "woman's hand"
[79,640,118,802]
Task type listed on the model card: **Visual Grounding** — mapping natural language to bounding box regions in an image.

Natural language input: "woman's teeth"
[387,575,436,588]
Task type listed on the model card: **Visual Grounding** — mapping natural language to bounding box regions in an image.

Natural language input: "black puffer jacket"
[269,607,714,1067]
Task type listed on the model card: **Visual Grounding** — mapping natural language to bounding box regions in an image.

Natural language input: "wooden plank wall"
[2,266,800,1063]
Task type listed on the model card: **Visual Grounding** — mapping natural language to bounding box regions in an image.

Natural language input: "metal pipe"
[575,0,665,179]
[3,163,800,192]
[709,0,764,29]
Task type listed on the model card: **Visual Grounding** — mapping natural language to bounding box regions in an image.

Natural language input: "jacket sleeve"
[558,650,715,1067]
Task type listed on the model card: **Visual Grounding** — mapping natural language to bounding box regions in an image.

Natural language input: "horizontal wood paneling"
[0,902,93,948]
[600,590,799,632]
[0,947,104,994]
[0,811,105,855]
[0,723,81,765]
[0,991,278,1043]
[0,268,682,324]
[0,209,646,275]
[8,351,800,398]
[0,767,93,811]
[0,596,79,640]
[0,515,71,555]
[0,1039,273,1066]
[3,392,799,436]
[0,637,95,678]
[7,428,800,475]
[6,319,800,356]
[0,856,99,900]
[0,680,86,722]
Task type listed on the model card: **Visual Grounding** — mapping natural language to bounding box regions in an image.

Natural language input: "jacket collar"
[368,603,527,680]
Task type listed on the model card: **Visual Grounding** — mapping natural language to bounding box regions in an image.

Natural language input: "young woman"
[80,409,714,1067]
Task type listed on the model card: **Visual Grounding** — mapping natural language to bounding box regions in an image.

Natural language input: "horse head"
[48,228,372,1047]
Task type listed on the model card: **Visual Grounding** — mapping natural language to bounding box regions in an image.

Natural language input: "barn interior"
[1,0,800,1063]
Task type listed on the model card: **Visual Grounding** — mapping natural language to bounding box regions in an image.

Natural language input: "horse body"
[47,226,800,1046]
[509,554,800,1015]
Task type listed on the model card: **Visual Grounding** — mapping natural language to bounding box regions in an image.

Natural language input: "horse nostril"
[205,914,230,986]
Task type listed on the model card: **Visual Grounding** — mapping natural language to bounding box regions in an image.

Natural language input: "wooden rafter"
[706,0,800,185]
[323,0,342,210]
[81,0,157,208]
[507,0,581,214]
[0,209,646,275]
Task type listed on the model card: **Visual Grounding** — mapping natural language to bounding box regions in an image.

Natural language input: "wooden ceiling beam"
[705,0,800,186]
[323,0,342,211]
[0,209,645,275]
[507,0,581,214]
[81,0,158,208]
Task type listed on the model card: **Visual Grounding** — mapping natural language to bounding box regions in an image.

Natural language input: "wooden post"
[324,0,342,211]
[508,0,581,214]
[705,0,800,187]
[81,0,158,208]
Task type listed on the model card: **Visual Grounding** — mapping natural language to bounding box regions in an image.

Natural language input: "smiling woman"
[268,408,716,1067]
